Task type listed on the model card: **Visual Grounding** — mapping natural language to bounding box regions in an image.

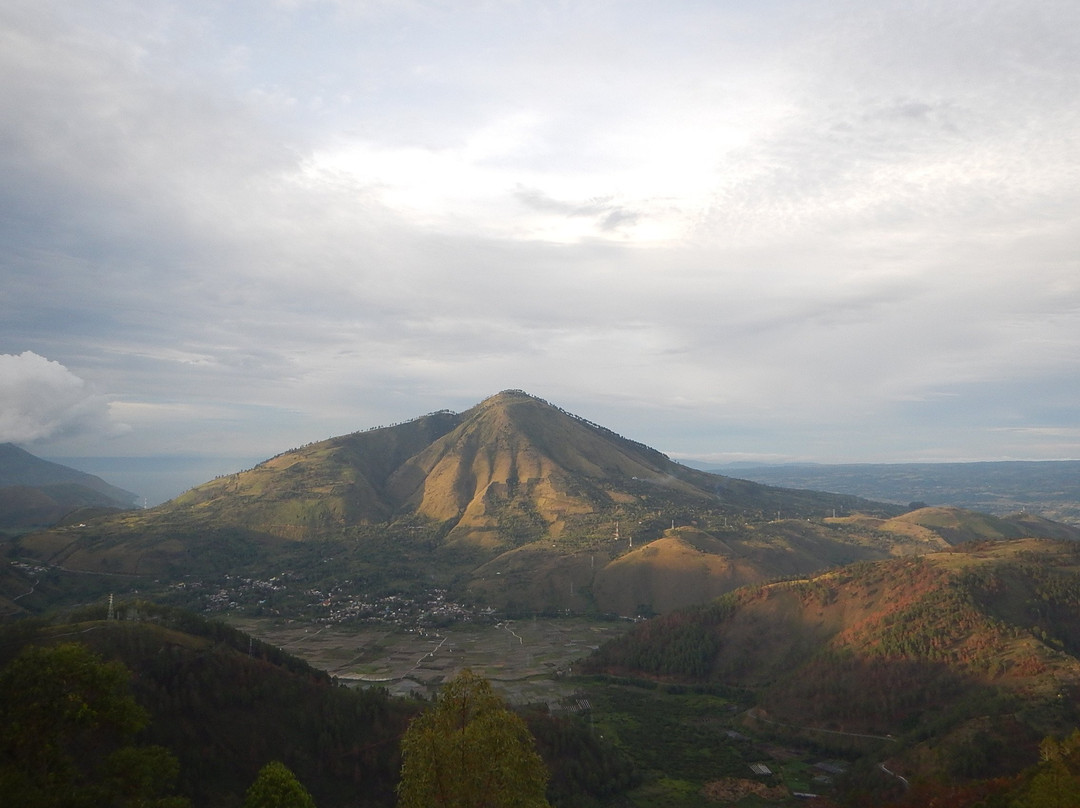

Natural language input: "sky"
[2,0,1080,502]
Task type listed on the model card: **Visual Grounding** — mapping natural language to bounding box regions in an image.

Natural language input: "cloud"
[0,0,1078,469]
[0,352,128,444]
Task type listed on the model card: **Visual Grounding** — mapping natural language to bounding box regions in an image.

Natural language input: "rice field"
[227,616,632,704]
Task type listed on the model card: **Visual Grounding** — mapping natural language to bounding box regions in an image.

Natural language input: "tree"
[1012,759,1080,808]
[397,669,551,808]
[243,761,316,808]
[0,642,187,808]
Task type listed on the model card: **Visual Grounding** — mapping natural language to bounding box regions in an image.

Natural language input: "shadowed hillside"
[0,443,137,533]
[0,605,416,807]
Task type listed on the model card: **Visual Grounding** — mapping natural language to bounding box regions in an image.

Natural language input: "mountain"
[157,390,888,543]
[0,443,137,532]
[586,537,1080,781]
[16,391,1066,617]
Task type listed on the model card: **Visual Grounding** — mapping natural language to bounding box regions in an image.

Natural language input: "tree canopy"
[0,641,186,808]
[243,761,317,808]
[396,669,551,808]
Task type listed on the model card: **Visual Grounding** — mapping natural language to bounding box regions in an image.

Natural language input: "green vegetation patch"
[578,681,753,790]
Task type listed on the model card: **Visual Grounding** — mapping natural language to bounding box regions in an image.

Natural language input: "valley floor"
[226,615,632,704]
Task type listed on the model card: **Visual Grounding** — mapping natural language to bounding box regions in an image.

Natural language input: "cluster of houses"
[306,587,479,627]
[176,574,482,628]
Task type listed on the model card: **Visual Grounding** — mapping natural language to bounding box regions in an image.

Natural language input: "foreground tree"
[0,642,187,807]
[397,669,551,808]
[243,761,316,808]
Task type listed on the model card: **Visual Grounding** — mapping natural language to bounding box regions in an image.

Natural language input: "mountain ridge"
[706,459,1080,525]
[0,443,138,532]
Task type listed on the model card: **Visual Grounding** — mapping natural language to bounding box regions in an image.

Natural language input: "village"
[176,574,484,629]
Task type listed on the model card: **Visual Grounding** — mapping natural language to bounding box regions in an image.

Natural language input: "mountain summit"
[168,390,882,547]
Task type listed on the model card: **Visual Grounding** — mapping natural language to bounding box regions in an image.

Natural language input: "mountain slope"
[0,443,135,497]
[0,443,137,532]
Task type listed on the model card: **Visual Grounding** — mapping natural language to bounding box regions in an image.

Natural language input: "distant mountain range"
[11,391,1079,618]
[0,443,137,533]
[699,460,1080,526]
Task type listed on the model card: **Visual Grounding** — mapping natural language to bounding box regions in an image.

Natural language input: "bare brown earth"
[701,778,789,802]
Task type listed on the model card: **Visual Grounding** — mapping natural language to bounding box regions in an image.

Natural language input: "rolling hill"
[12,391,1073,617]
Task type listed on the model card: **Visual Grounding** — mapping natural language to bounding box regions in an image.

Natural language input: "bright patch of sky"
[2,0,1079,501]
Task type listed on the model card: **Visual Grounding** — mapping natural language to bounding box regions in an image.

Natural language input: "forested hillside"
[586,539,1080,784]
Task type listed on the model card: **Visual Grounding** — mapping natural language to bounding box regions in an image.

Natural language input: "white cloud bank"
[0,352,128,445]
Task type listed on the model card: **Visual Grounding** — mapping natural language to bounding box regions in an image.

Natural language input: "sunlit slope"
[385,391,745,546]
[589,520,929,616]
[830,506,1078,547]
